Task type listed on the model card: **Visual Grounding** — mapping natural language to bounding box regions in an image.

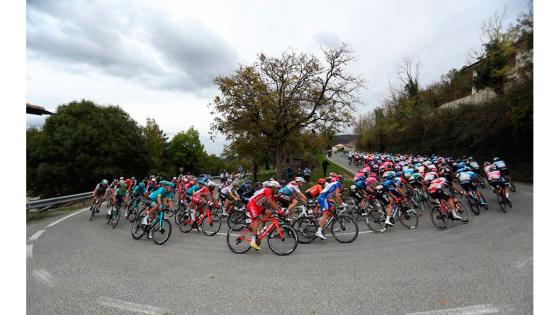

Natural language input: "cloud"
[26,0,238,94]
[312,31,342,48]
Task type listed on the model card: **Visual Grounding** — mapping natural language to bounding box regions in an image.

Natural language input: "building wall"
[439,88,497,109]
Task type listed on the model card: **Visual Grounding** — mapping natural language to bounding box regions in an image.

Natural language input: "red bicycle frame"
[237,216,285,243]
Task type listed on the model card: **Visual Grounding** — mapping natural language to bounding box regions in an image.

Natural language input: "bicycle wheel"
[131,216,146,239]
[510,181,516,192]
[365,209,386,233]
[455,202,470,223]
[226,224,252,254]
[268,225,298,256]
[466,195,480,215]
[201,211,222,236]
[227,211,246,230]
[399,208,418,229]
[178,212,194,233]
[106,208,113,225]
[89,205,96,221]
[431,206,448,230]
[111,207,121,229]
[174,206,185,225]
[497,193,507,213]
[152,219,172,245]
[331,215,358,243]
[292,217,318,244]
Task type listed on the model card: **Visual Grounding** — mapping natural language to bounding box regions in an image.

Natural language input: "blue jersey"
[319,181,342,199]
[403,169,414,178]
[149,187,172,202]
[458,171,477,184]
[382,179,397,191]
[133,184,146,197]
[186,184,200,196]
[354,180,366,190]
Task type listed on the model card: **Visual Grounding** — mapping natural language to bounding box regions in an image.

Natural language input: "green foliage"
[167,127,206,174]
[26,100,150,197]
[143,118,167,174]
[210,45,363,178]
[354,9,533,181]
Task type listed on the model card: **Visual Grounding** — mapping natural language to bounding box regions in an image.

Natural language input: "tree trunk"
[252,161,258,182]
[265,159,269,170]
[274,148,284,180]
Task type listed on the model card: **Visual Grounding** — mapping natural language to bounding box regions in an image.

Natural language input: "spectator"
[322,160,330,177]
[303,167,311,183]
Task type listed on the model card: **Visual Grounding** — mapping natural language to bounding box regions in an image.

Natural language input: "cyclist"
[126,181,147,218]
[108,181,128,219]
[493,157,511,182]
[487,168,511,201]
[381,172,409,226]
[315,173,346,240]
[190,181,219,228]
[277,177,308,219]
[220,181,241,216]
[91,179,109,213]
[457,167,487,207]
[427,177,462,220]
[246,181,284,250]
[142,181,175,238]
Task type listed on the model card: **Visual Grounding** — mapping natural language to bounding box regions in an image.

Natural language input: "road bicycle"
[366,195,418,233]
[495,184,512,213]
[226,212,298,255]
[464,188,488,215]
[131,206,172,245]
[293,203,358,244]
[89,196,104,221]
[177,201,222,236]
[106,200,123,228]
[125,196,146,222]
[409,187,430,216]
[430,197,470,230]
[226,200,248,230]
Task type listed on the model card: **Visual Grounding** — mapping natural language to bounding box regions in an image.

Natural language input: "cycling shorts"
[246,201,263,219]
[349,189,364,201]
[388,188,402,198]
[317,195,333,213]
[460,182,477,192]
[277,194,293,207]
[489,178,506,189]
[429,188,449,201]
[96,190,106,197]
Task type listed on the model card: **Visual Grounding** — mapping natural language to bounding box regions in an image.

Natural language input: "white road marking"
[32,269,54,287]
[407,304,500,315]
[29,229,45,242]
[513,257,532,269]
[97,297,167,315]
[27,244,33,258]
[216,232,228,236]
[46,208,88,228]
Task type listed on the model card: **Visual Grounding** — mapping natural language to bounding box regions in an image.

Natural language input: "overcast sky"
[26,0,529,154]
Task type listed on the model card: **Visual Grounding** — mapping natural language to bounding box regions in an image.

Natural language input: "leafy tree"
[211,44,364,178]
[26,100,150,197]
[143,118,167,174]
[167,127,206,174]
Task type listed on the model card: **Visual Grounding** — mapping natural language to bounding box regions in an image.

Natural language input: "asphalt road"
[27,155,532,314]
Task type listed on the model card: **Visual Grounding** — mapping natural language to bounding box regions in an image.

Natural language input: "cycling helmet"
[173,177,177,180]
[138,182,145,188]
[197,179,206,185]
[394,165,402,171]
[295,177,306,184]
[206,181,217,188]
[396,171,403,177]
[484,162,491,166]
[329,172,338,178]
[120,177,124,180]
[102,179,108,185]
[493,157,500,162]
[318,178,326,185]
[267,181,281,188]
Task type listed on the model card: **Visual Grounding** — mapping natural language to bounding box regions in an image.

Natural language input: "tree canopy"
[210,44,363,177]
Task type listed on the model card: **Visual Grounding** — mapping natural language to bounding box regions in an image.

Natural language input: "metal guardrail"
[26,191,93,210]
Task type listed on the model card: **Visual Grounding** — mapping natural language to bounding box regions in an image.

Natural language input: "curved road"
[27,156,532,314]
